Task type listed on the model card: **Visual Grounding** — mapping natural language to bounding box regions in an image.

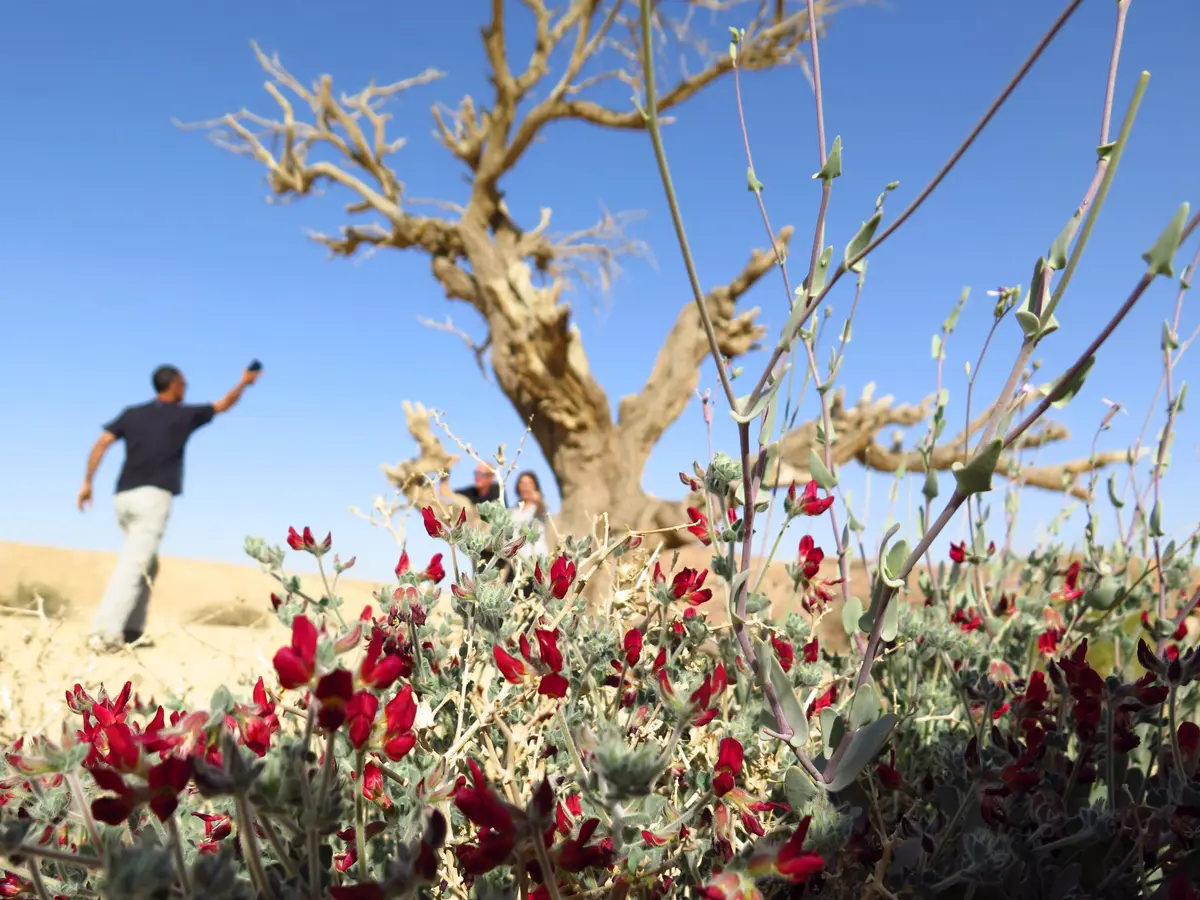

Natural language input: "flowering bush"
[3,0,1200,898]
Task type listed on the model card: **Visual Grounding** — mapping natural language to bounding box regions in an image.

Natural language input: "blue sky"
[1,0,1197,585]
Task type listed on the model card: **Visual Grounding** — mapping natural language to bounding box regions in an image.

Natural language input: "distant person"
[77,363,262,652]
[511,470,550,561]
[440,459,501,510]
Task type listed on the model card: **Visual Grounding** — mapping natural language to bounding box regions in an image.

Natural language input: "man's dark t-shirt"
[103,401,216,496]
[456,483,501,505]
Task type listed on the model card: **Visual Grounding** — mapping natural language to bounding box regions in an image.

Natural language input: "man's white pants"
[91,486,173,640]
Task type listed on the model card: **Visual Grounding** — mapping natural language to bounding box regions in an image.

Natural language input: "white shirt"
[512,501,550,559]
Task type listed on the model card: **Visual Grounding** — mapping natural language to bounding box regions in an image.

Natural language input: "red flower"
[315,668,355,730]
[623,628,643,667]
[771,635,795,672]
[193,811,233,854]
[286,526,332,556]
[273,615,319,689]
[90,756,191,825]
[1052,561,1084,602]
[773,817,825,881]
[951,607,983,633]
[421,507,446,539]
[1178,722,1200,762]
[454,760,516,875]
[807,684,837,719]
[556,817,615,872]
[395,552,411,578]
[549,556,576,599]
[533,629,570,698]
[359,628,405,691]
[493,645,527,683]
[421,553,446,584]
[797,535,824,579]
[949,541,968,564]
[346,691,380,750]
[672,568,713,607]
[790,481,834,516]
[802,638,819,663]
[686,507,712,545]
[712,737,743,797]
[382,684,418,761]
[1037,628,1063,657]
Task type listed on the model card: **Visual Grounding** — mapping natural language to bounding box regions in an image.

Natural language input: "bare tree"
[185,0,1123,546]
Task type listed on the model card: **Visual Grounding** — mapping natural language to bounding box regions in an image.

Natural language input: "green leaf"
[844,211,881,273]
[931,333,942,360]
[841,595,864,638]
[809,449,838,490]
[783,765,818,809]
[730,364,790,424]
[849,680,882,729]
[884,540,908,582]
[922,468,939,503]
[758,638,809,748]
[820,711,845,761]
[747,166,764,193]
[944,287,969,333]
[1107,473,1125,510]
[1015,308,1042,340]
[1143,202,1190,278]
[1149,500,1164,538]
[1050,355,1096,409]
[952,439,1003,497]
[813,136,843,182]
[823,713,897,793]
[1047,211,1081,270]
[1163,320,1181,352]
[806,245,834,297]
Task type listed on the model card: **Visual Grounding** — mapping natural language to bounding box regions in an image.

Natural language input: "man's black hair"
[152,365,182,394]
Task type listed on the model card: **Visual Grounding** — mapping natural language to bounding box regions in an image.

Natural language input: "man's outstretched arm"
[212,366,262,414]
[78,431,117,511]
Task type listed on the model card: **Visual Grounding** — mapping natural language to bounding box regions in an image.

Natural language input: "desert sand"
[0,540,867,743]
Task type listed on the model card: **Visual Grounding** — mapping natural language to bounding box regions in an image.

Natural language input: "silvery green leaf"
[849,680,882,729]
[1047,211,1081,270]
[810,449,838,490]
[844,211,882,273]
[784,765,818,809]
[952,439,1003,497]
[758,638,809,747]
[813,135,843,182]
[1050,356,1096,409]
[1143,202,1190,278]
[823,714,897,792]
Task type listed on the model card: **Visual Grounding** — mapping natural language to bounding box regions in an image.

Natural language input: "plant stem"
[235,791,279,900]
[744,0,1088,410]
[636,0,738,413]
[167,815,194,899]
[355,750,368,881]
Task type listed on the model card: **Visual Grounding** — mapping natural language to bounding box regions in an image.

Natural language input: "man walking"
[77,363,262,652]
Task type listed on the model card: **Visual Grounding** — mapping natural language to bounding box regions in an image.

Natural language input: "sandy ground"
[0,540,868,743]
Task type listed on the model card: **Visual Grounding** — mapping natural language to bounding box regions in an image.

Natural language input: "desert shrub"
[2,1,1198,898]
[0,582,71,619]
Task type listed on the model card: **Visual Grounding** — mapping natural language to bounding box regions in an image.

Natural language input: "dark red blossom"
[1037,628,1063,657]
[951,607,983,633]
[807,684,837,719]
[789,480,834,516]
[686,507,712,545]
[346,691,379,750]
[359,628,405,691]
[771,635,795,672]
[287,526,332,556]
[712,738,743,797]
[423,554,446,584]
[315,668,355,731]
[949,541,967,564]
[454,760,516,875]
[802,638,819,663]
[273,615,319,690]
[535,555,577,600]
[556,817,615,872]
[421,506,446,538]
[623,628,643,667]
[493,645,527,683]
[382,685,418,761]
[1052,561,1085,602]
[748,815,824,882]
[672,568,713,607]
